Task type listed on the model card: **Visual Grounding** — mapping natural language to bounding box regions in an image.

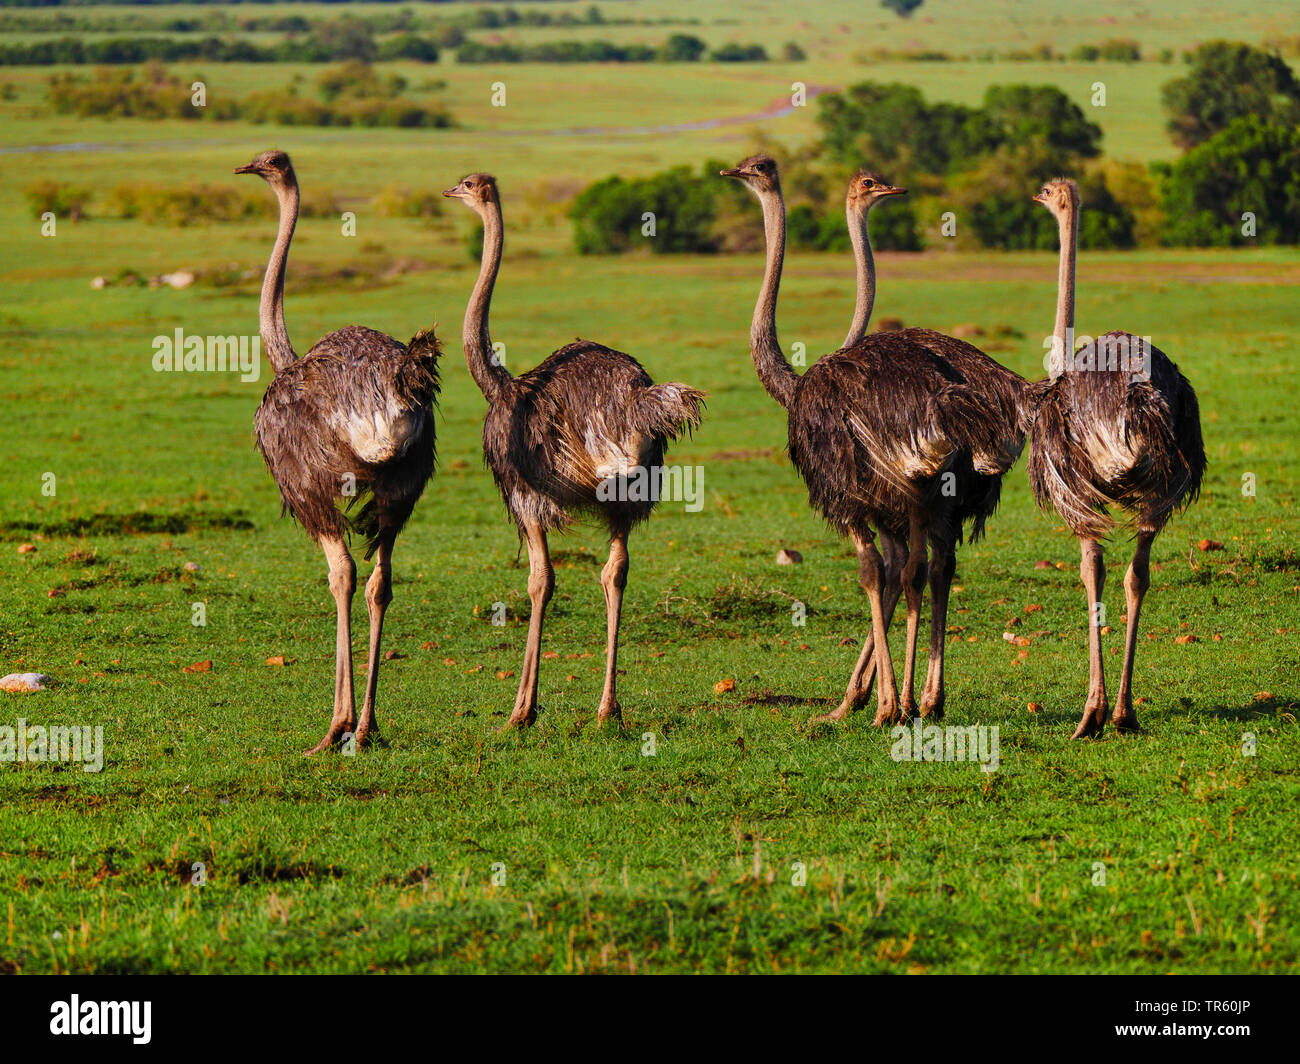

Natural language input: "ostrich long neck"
[844,204,876,348]
[751,187,797,409]
[259,178,299,375]
[463,196,512,403]
[1050,205,1078,378]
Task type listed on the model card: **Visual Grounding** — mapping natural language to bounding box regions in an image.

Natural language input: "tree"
[659,35,707,63]
[311,18,376,63]
[950,141,1134,250]
[817,81,991,175]
[980,84,1102,168]
[1162,41,1300,149]
[1157,116,1300,245]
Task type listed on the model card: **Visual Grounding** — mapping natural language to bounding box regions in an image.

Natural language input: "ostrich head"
[846,170,906,215]
[443,173,499,215]
[1033,178,1079,218]
[719,155,781,196]
[234,149,294,188]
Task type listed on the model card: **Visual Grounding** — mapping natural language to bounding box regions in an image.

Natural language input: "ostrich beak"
[719,167,743,178]
[442,186,461,198]
[881,185,907,197]
[233,164,258,175]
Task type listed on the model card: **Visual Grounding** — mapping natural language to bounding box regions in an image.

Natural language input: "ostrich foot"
[304,716,356,756]
[897,697,918,724]
[596,699,622,726]
[1071,703,1108,740]
[501,705,538,731]
[920,695,945,720]
[871,698,900,727]
[810,701,852,725]
[1111,702,1141,733]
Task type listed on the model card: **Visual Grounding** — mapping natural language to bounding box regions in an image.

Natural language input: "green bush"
[570,165,721,255]
[26,180,92,221]
[1157,117,1300,245]
[372,185,445,220]
[1162,41,1300,149]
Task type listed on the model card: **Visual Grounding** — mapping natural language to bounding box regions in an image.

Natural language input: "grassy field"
[0,1,1297,974]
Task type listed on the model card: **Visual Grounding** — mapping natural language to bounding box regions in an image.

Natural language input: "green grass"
[0,0,1297,975]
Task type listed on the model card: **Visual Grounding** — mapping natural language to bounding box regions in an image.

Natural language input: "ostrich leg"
[851,529,900,728]
[1112,530,1154,733]
[507,519,554,729]
[920,537,956,720]
[1072,536,1109,739]
[596,529,630,725]
[813,536,904,723]
[356,532,395,748]
[307,536,357,755]
[897,513,929,721]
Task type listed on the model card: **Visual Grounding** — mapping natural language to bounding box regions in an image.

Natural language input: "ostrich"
[235,149,441,754]
[1028,179,1204,738]
[829,169,1032,722]
[722,156,1018,725]
[443,173,704,728]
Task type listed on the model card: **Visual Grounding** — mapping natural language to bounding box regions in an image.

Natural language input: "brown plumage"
[445,173,704,729]
[1027,178,1205,738]
[236,150,441,754]
[724,157,1029,725]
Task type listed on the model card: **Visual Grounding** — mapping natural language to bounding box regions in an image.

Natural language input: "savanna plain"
[0,0,1296,973]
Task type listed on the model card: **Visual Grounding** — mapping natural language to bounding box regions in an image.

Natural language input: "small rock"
[167,270,196,289]
[383,650,403,660]
[91,276,107,289]
[776,548,802,565]
[0,673,54,693]
[183,561,200,573]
